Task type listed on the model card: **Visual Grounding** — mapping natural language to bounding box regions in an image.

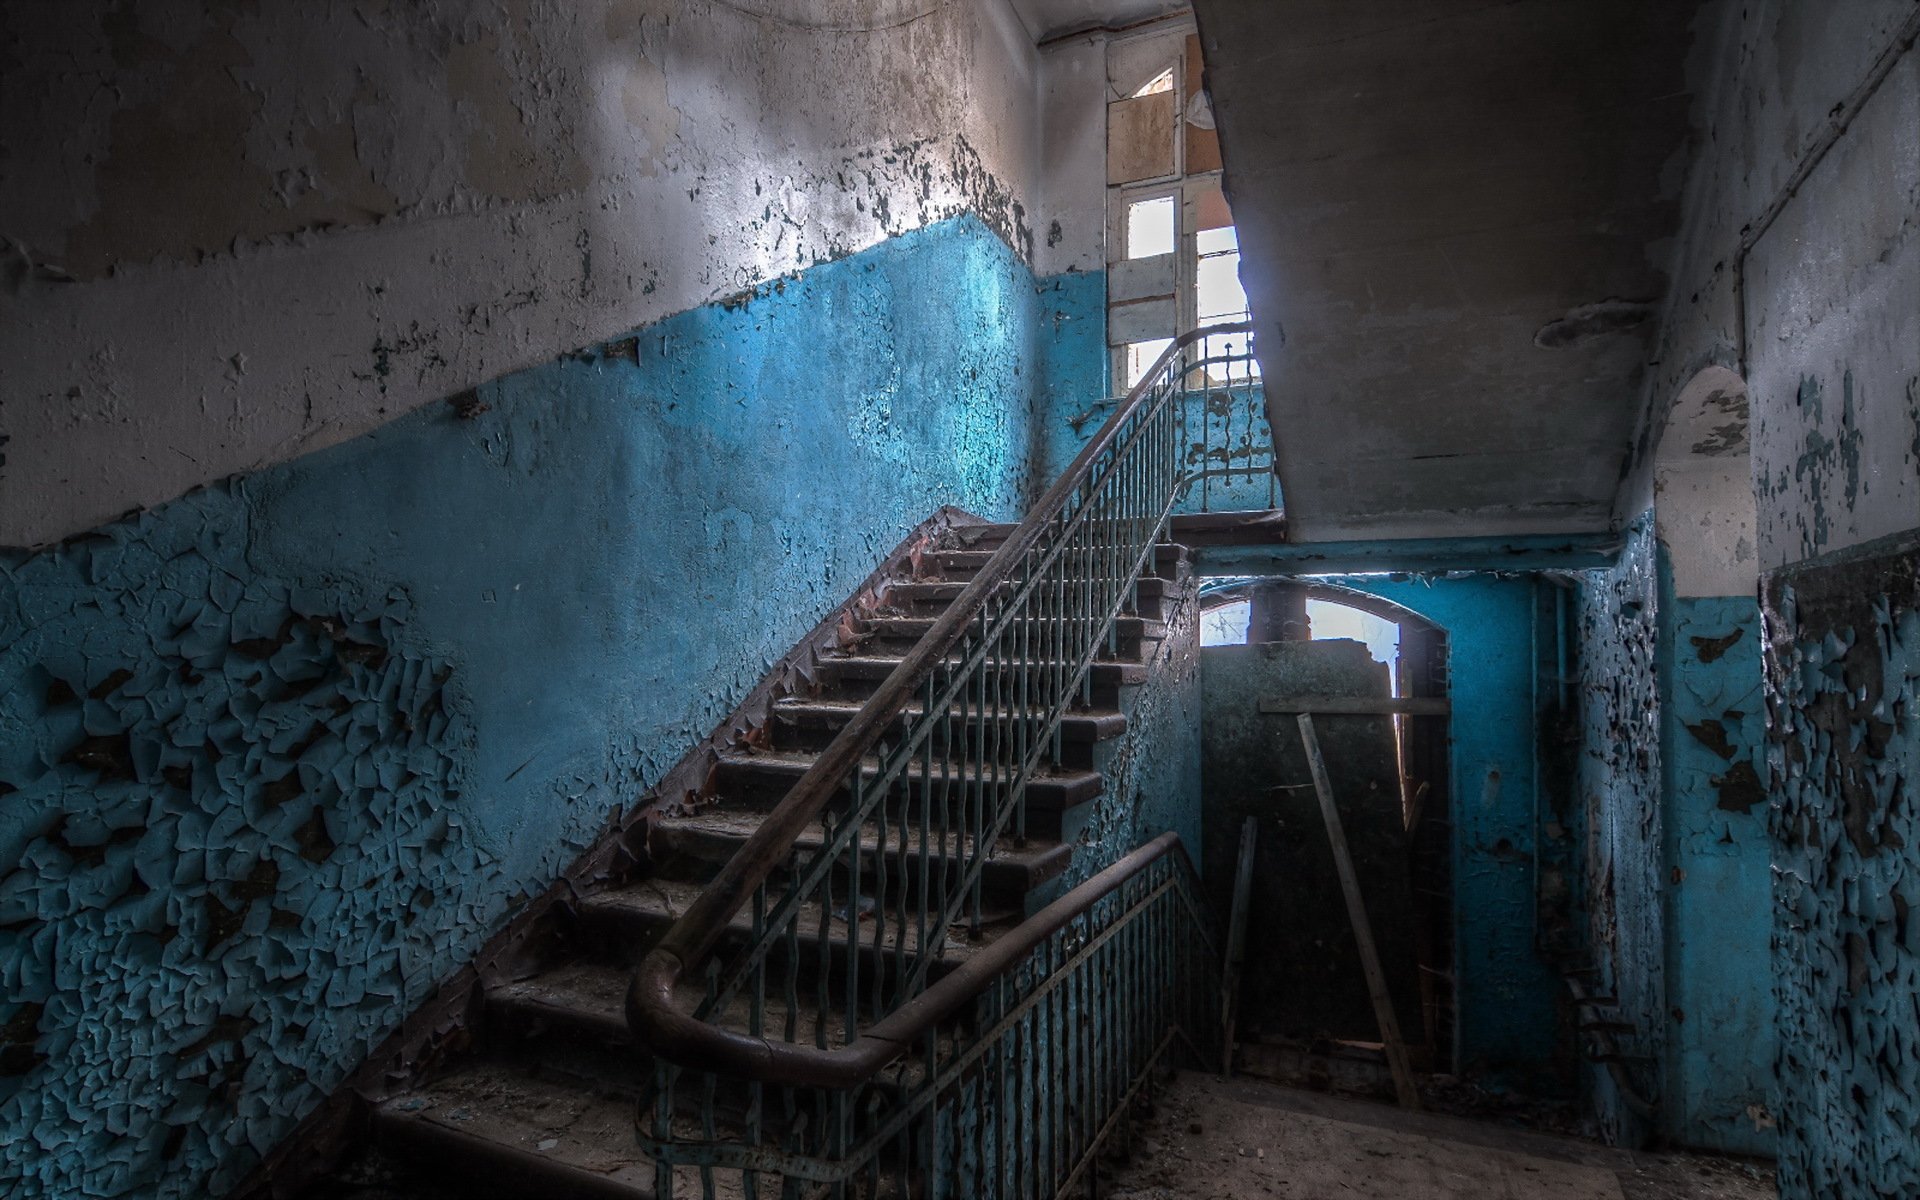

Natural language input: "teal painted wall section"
[1576,517,1776,1154]
[1764,533,1920,1198]
[1659,583,1774,1157]
[1574,519,1665,1140]
[1319,575,1563,1082]
[1031,269,1108,493]
[0,215,1042,1200]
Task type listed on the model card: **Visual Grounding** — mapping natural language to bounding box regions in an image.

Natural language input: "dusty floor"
[1100,1072,1776,1200]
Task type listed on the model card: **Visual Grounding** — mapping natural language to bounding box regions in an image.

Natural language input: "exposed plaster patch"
[1533,299,1659,350]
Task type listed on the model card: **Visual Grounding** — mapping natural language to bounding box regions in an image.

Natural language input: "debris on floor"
[1100,1071,1776,1200]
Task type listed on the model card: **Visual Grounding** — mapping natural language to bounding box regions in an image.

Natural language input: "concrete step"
[376,1062,664,1200]
[650,806,1072,905]
[923,543,1187,579]
[577,875,1010,982]
[709,749,1104,838]
[766,695,1126,769]
[855,613,1166,658]
[811,655,1146,710]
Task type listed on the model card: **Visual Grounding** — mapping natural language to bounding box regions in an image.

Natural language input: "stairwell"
[360,516,1196,1197]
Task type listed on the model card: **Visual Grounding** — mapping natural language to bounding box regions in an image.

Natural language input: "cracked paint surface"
[0,0,1045,546]
[0,214,1042,1200]
[1575,519,1665,1139]
[1764,533,1920,1198]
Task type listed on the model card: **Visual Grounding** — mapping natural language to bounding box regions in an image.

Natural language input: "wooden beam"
[1297,713,1422,1110]
[1220,815,1259,1077]
[1259,695,1450,716]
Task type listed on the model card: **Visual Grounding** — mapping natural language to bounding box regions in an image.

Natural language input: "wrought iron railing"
[635,834,1218,1198]
[625,324,1256,1196]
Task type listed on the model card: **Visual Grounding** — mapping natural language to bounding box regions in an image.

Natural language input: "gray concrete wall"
[0,0,1044,548]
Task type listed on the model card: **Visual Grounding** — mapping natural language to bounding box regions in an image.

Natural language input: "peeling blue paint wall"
[1317,575,1562,1081]
[1658,575,1773,1157]
[1574,519,1665,1141]
[1764,532,1920,1198]
[1574,516,1776,1154]
[0,214,1044,1200]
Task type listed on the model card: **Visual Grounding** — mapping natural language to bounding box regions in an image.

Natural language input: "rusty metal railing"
[635,833,1219,1197]
[625,324,1255,1196]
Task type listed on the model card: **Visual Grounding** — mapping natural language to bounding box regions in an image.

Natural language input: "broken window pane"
[1126,197,1176,259]
[1134,68,1174,96]
[1201,599,1251,646]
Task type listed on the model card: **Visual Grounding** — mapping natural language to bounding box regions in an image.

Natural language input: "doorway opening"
[1198,578,1457,1070]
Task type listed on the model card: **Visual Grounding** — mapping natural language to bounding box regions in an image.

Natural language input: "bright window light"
[1125,338,1175,388]
[1306,599,1401,680]
[1134,68,1174,97]
[1126,197,1176,259]
[1201,600,1251,646]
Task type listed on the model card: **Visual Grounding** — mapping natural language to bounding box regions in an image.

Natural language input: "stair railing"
[625,323,1255,1193]
[638,832,1220,1198]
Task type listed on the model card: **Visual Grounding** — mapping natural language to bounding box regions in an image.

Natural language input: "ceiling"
[1009,0,1187,41]
[1193,0,1710,541]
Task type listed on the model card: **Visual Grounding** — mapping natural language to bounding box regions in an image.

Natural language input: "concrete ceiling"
[1194,1,1709,541]
[1010,0,1187,41]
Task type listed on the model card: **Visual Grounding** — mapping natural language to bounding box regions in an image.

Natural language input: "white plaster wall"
[0,0,1043,548]
[1657,460,1758,598]
[1747,52,1920,568]
[1035,32,1108,277]
[1618,0,1920,569]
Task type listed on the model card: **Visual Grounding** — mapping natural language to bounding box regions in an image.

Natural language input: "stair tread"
[582,876,1003,964]
[491,959,860,1050]
[657,806,1070,871]
[713,747,1107,801]
[817,653,1148,677]
[378,1061,669,1199]
[770,694,1128,739]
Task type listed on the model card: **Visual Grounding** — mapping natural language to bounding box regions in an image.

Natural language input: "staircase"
[363,521,1196,1197]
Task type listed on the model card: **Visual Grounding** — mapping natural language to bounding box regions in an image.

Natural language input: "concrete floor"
[1100,1072,1776,1200]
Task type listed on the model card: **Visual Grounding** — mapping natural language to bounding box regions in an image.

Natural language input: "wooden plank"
[1109,252,1176,303]
[1296,713,1422,1110]
[1259,695,1450,716]
[1220,815,1259,1077]
[1107,91,1177,184]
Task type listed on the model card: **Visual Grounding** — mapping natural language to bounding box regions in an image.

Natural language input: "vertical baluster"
[783,851,801,1045]
[969,613,988,939]
[702,960,720,1200]
[816,813,836,1050]
[847,766,868,1044]
[872,741,889,1018]
[655,1059,676,1200]
[915,683,933,994]
[747,887,766,1200]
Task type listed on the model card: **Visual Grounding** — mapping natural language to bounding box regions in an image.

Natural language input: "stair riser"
[651,826,1068,909]
[809,663,1143,710]
[711,766,1098,837]
[770,714,1111,770]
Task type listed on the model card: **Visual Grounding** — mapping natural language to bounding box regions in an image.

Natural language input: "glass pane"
[1196,225,1238,255]
[1134,68,1175,97]
[1201,600,1251,646]
[1126,197,1176,259]
[1196,252,1248,322]
[1125,338,1174,388]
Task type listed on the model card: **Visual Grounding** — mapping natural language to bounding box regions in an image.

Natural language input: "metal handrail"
[626,322,1256,1087]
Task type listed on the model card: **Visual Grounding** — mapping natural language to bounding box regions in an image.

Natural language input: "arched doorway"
[1197,579,1457,1072]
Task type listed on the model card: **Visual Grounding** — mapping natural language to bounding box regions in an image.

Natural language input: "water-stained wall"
[0,214,1042,1200]
[0,0,1043,548]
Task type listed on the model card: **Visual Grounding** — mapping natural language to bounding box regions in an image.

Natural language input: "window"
[1200,600,1251,646]
[1126,197,1177,259]
[1306,599,1402,689]
[1133,68,1174,96]
[1123,338,1175,388]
